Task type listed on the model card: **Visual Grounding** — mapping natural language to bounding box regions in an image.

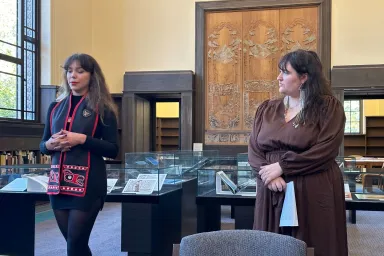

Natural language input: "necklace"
[284,96,301,128]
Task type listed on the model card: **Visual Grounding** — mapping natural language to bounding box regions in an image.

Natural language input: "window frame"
[344,99,363,134]
[0,0,41,123]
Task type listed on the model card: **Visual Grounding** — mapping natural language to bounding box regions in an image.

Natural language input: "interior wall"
[364,100,384,116]
[44,0,384,93]
[48,0,93,85]
[156,102,180,118]
[332,0,384,66]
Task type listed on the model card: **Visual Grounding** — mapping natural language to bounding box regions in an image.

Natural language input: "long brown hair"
[56,53,118,123]
[278,49,333,124]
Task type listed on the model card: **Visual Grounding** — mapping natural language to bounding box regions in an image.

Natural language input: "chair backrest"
[179,230,307,256]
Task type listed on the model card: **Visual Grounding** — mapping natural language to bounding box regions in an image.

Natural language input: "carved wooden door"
[205,7,318,145]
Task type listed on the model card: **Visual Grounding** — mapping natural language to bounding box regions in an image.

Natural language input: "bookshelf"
[366,116,384,157]
[344,116,384,157]
[156,117,179,151]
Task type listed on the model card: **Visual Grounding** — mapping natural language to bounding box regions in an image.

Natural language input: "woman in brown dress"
[248,49,348,256]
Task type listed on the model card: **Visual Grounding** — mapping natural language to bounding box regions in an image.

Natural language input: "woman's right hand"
[45,130,68,151]
[267,177,287,192]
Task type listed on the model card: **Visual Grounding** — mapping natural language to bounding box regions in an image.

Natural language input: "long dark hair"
[278,49,332,124]
[57,53,118,123]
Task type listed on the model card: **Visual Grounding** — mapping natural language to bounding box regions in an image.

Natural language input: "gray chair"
[173,230,314,256]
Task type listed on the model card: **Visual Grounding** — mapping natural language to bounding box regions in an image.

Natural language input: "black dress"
[39,95,119,211]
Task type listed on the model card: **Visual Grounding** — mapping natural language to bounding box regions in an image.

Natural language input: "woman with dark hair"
[39,53,119,255]
[248,49,348,256]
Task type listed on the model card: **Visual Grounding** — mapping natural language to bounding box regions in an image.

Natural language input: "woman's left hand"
[259,162,283,185]
[60,130,87,148]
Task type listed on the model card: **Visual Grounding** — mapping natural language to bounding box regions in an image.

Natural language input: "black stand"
[180,178,198,237]
[0,193,47,256]
[121,189,182,256]
[234,206,254,229]
[197,203,221,232]
[349,210,356,224]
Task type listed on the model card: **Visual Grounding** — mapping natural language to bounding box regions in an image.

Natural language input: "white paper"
[25,175,49,192]
[1,178,27,191]
[193,143,203,151]
[279,181,298,227]
[137,174,167,191]
[344,183,352,200]
[215,171,256,196]
[122,179,157,194]
[107,178,119,194]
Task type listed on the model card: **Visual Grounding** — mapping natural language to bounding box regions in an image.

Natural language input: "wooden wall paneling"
[143,98,151,152]
[132,96,151,153]
[332,65,384,89]
[0,137,42,151]
[242,9,280,136]
[122,93,136,155]
[135,97,144,152]
[279,7,319,56]
[180,92,193,150]
[205,11,243,145]
[195,0,331,152]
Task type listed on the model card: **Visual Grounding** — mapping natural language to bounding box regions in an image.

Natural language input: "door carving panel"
[204,7,319,145]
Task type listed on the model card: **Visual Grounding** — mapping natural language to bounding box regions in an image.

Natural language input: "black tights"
[53,199,101,256]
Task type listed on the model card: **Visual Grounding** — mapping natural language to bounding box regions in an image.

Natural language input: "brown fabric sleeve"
[248,100,269,174]
[279,96,346,176]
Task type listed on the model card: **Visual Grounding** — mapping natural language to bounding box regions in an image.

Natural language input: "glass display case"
[237,153,251,170]
[169,150,218,180]
[0,157,183,196]
[0,164,51,193]
[121,152,182,194]
[197,156,256,197]
[342,167,384,201]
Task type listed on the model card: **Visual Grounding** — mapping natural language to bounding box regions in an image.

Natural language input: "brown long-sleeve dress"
[248,95,348,256]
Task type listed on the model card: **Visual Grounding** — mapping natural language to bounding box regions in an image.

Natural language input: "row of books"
[0,151,51,166]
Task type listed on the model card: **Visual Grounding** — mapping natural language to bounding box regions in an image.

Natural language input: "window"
[344,100,361,134]
[0,0,40,121]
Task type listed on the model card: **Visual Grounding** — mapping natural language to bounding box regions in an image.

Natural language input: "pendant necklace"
[284,96,300,128]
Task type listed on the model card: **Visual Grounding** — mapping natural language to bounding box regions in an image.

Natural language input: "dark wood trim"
[0,121,44,151]
[0,137,42,151]
[124,71,194,92]
[122,93,136,154]
[180,92,193,151]
[196,0,325,10]
[0,121,44,137]
[195,0,331,151]
[40,85,57,124]
[331,65,384,89]
[111,93,123,97]
[195,3,205,146]
[122,71,194,155]
[36,0,42,123]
